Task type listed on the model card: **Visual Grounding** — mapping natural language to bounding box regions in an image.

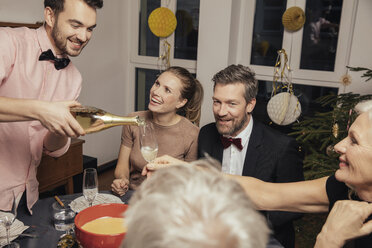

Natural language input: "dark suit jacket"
[198,121,304,248]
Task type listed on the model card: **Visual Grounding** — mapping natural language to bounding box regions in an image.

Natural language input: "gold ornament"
[340,74,352,86]
[148,7,177,38]
[332,123,339,138]
[282,7,306,31]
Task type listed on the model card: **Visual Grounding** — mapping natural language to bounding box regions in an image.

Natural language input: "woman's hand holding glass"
[141,155,188,178]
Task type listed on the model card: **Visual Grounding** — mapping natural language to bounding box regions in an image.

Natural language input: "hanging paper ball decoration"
[148,7,177,38]
[282,7,306,31]
[267,92,301,125]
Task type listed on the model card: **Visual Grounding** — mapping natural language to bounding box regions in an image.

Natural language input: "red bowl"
[75,203,128,248]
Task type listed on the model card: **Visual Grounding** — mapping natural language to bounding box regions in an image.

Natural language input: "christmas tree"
[290,69,372,180]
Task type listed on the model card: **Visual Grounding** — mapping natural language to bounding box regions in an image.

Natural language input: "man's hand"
[37,100,85,137]
[111,178,129,196]
[315,200,372,248]
[141,155,188,178]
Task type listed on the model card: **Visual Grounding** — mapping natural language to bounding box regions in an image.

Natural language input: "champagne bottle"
[70,106,145,134]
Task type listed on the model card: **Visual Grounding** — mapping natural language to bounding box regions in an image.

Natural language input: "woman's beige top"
[121,111,199,189]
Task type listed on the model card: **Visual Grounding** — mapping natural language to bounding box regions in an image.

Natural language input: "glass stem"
[6,226,10,244]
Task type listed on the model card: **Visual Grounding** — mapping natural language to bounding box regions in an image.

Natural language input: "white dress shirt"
[221,118,254,175]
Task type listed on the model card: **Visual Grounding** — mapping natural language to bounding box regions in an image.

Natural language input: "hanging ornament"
[332,123,339,138]
[159,40,171,69]
[148,7,177,70]
[267,49,301,125]
[267,92,301,125]
[282,7,306,31]
[148,7,177,38]
[340,74,352,87]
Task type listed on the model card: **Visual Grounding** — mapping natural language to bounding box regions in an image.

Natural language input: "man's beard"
[51,21,67,55]
[216,113,248,137]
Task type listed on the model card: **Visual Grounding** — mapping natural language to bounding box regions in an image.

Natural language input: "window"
[233,0,358,86]
[130,0,200,111]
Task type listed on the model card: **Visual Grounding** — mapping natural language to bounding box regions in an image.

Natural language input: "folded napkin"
[0,213,29,246]
[70,194,123,213]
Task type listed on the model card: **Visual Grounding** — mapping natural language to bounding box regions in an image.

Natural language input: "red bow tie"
[220,136,243,150]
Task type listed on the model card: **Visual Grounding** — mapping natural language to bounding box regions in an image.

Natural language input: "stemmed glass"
[0,191,20,248]
[140,122,158,163]
[83,168,98,207]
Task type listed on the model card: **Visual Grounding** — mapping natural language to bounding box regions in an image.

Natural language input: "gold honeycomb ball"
[148,7,177,38]
[282,7,306,31]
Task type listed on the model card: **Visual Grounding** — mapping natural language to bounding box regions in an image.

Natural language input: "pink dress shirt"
[0,25,82,212]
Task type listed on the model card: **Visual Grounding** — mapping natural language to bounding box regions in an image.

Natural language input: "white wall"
[345,0,372,93]
[72,1,131,165]
[0,1,43,23]
[197,0,233,126]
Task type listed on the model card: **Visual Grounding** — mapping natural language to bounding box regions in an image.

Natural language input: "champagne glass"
[140,122,158,163]
[0,191,20,248]
[83,168,98,207]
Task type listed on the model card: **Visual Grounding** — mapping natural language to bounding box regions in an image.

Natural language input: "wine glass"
[0,191,20,248]
[83,168,98,207]
[140,122,158,163]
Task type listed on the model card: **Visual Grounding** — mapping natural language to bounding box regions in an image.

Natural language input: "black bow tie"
[38,49,70,70]
[220,136,243,150]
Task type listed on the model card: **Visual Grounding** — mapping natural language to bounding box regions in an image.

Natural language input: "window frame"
[233,0,358,87]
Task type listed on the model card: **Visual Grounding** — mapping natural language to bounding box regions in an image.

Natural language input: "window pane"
[174,0,200,60]
[138,0,160,57]
[253,80,338,134]
[135,68,160,111]
[250,0,287,66]
[300,0,343,71]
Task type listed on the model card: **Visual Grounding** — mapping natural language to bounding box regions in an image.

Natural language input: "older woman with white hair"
[227,99,372,247]
[144,99,372,248]
[122,160,271,248]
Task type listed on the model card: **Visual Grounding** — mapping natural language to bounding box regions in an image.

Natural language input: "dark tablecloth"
[15,190,282,248]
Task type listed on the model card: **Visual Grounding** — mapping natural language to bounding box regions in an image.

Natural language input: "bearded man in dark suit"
[198,64,304,248]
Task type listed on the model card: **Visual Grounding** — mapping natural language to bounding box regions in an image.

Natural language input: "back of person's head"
[122,159,269,248]
[44,0,103,16]
[165,66,204,126]
[212,64,258,104]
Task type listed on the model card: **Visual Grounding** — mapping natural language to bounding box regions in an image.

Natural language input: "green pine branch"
[290,92,372,179]
[347,66,372,82]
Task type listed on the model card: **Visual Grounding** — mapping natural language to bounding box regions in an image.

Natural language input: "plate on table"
[0,213,29,246]
[70,194,123,213]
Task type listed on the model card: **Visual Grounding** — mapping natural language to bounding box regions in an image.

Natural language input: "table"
[15,191,283,248]
[15,191,133,248]
[37,139,85,195]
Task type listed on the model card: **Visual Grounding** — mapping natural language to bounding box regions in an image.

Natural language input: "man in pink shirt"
[0,0,103,213]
